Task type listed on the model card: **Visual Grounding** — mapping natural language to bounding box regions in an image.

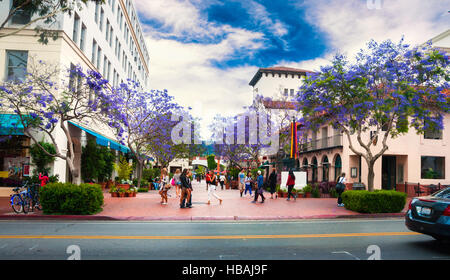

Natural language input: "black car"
[405,187,450,241]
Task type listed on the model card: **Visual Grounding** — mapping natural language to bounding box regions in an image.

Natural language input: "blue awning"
[0,114,25,135]
[69,121,130,153]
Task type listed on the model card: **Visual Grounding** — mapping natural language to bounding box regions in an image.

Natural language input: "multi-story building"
[248,66,313,164]
[0,0,150,183]
[298,29,450,192]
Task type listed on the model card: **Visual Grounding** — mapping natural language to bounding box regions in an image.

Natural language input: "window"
[109,27,113,47]
[72,14,80,44]
[103,56,107,78]
[421,156,445,179]
[290,89,294,96]
[6,50,28,81]
[97,47,102,70]
[105,20,110,42]
[107,61,111,81]
[91,40,97,63]
[80,24,87,51]
[284,88,288,96]
[99,9,104,31]
[424,128,443,140]
[11,0,31,25]
[94,2,100,24]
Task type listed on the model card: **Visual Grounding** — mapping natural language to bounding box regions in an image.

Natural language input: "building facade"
[0,0,150,184]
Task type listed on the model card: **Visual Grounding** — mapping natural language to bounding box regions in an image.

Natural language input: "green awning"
[69,121,130,153]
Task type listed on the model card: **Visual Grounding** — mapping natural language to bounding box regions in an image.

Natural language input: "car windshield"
[432,188,450,199]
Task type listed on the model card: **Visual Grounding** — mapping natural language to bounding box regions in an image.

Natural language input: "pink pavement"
[0,180,410,220]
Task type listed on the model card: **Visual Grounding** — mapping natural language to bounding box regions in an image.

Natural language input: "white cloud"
[302,0,449,58]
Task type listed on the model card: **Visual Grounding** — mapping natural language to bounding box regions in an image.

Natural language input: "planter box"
[111,192,118,197]
[118,192,126,197]
[305,192,312,198]
[116,184,130,190]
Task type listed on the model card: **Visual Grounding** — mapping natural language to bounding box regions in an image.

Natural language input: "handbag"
[171,178,176,186]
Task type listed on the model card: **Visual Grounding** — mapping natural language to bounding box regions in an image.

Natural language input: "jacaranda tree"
[105,81,181,188]
[0,60,112,183]
[298,39,450,191]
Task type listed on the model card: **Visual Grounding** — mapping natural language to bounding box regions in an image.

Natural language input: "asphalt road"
[0,218,448,260]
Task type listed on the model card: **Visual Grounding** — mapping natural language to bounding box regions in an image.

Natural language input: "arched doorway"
[322,155,329,182]
[334,154,342,181]
[311,157,318,183]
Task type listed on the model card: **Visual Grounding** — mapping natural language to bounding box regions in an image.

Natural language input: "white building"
[248,66,313,159]
[0,0,150,183]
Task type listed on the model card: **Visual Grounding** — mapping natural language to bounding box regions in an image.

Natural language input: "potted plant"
[118,187,126,197]
[303,185,313,198]
[109,187,118,197]
[312,187,321,198]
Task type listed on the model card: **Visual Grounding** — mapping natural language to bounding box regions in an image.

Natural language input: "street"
[0,218,448,260]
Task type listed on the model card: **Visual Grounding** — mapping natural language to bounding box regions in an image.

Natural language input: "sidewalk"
[0,181,410,221]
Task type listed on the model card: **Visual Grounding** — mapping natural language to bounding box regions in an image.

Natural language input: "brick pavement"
[0,180,410,220]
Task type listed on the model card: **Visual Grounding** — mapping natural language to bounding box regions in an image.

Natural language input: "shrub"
[329,188,338,198]
[302,185,312,193]
[40,183,104,215]
[312,187,320,198]
[138,187,149,192]
[341,190,407,213]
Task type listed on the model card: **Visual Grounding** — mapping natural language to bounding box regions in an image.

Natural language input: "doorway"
[382,156,396,190]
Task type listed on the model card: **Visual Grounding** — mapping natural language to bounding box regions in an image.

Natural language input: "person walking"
[286,169,297,201]
[207,170,222,205]
[205,171,211,191]
[219,173,226,190]
[268,168,278,199]
[173,169,182,198]
[244,171,253,197]
[238,169,245,197]
[159,168,170,205]
[336,173,346,207]
[180,169,193,208]
[252,170,265,203]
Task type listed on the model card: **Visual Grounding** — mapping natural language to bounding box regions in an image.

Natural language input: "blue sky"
[134,0,449,139]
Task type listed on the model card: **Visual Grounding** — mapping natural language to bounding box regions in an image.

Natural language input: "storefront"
[0,114,31,186]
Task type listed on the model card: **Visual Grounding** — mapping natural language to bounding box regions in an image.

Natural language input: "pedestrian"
[244,171,253,196]
[238,169,245,197]
[159,168,170,205]
[173,169,182,198]
[207,170,222,205]
[205,171,211,191]
[180,169,193,208]
[336,172,346,207]
[286,169,297,201]
[252,170,265,203]
[39,172,49,187]
[268,168,277,199]
[219,173,226,190]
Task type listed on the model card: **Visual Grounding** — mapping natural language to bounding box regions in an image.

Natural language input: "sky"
[134,0,450,140]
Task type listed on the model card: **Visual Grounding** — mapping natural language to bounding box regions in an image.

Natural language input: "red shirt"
[39,174,49,187]
[286,174,295,186]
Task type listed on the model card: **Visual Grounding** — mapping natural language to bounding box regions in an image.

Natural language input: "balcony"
[299,134,343,153]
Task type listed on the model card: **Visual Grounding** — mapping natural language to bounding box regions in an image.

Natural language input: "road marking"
[0,232,421,240]
[332,251,361,260]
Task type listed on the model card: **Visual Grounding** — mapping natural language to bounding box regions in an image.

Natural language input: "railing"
[299,134,343,152]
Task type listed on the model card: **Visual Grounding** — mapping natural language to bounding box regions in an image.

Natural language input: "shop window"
[11,0,31,25]
[421,156,445,179]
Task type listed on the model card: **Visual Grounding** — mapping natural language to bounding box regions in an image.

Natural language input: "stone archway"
[321,155,329,182]
[333,154,342,182]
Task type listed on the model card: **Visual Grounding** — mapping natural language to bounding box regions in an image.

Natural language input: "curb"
[0,213,406,221]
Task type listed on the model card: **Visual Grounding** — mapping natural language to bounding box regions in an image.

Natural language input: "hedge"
[40,183,104,215]
[341,190,407,213]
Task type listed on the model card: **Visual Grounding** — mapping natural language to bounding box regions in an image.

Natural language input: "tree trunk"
[367,163,375,192]
[136,160,143,189]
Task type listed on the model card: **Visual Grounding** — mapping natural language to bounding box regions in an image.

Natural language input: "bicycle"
[10,184,31,214]
[10,181,41,214]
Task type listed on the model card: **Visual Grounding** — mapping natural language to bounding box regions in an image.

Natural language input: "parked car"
[405,187,450,241]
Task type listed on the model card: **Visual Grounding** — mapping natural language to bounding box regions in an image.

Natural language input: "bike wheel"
[11,195,23,214]
[22,196,31,214]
